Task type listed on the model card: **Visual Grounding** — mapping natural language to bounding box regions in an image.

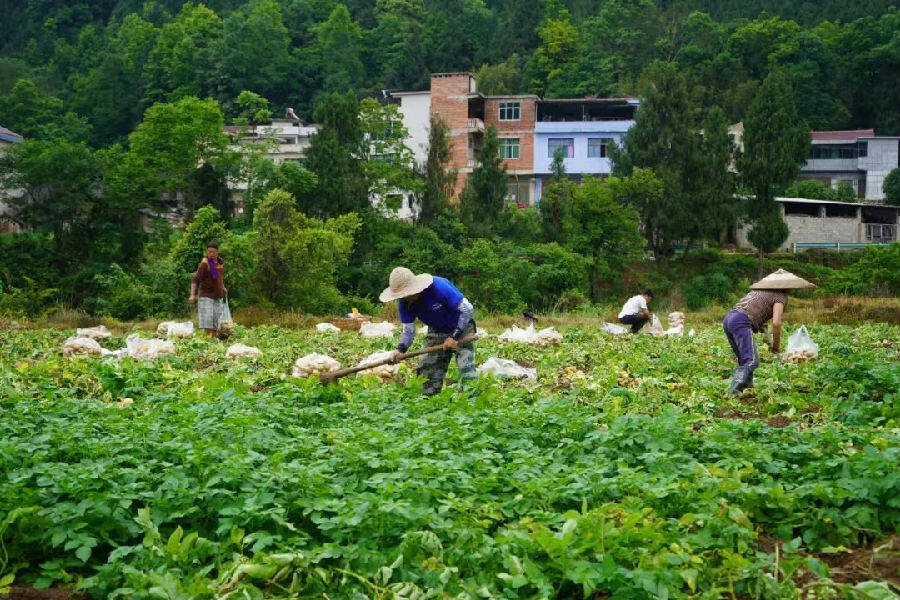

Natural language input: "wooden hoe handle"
[319,335,477,384]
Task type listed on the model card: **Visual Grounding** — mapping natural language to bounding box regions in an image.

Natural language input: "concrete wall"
[859,138,899,201]
[395,92,430,167]
[736,214,862,250]
[533,120,634,176]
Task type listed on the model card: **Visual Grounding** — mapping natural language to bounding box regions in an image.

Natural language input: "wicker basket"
[330,317,371,331]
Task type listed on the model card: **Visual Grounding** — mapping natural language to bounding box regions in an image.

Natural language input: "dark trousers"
[723,310,759,393]
[619,314,648,334]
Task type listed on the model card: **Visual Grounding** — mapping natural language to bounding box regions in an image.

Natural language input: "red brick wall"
[429,74,475,200]
[484,97,536,176]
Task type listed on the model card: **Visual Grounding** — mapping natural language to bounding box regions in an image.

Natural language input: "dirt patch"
[813,536,900,585]
[2,587,85,600]
[766,416,794,428]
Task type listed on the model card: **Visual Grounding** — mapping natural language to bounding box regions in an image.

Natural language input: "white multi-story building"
[799,129,899,202]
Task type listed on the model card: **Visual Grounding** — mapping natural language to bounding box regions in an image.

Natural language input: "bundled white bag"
[355,351,399,380]
[76,325,112,340]
[664,312,685,336]
[783,325,819,363]
[359,321,396,338]
[642,314,665,336]
[316,322,341,333]
[498,325,563,345]
[124,335,176,360]
[477,357,536,380]
[156,321,194,338]
[601,322,628,335]
[225,343,263,359]
[63,336,104,357]
[292,353,341,378]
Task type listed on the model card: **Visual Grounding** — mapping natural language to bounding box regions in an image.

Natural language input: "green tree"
[529,8,581,97]
[883,168,900,207]
[417,114,455,224]
[736,70,809,274]
[170,205,231,274]
[372,0,427,89]
[217,0,294,106]
[144,3,223,102]
[252,188,359,311]
[785,179,837,200]
[460,127,507,237]
[233,91,272,125]
[0,79,91,142]
[358,98,420,201]
[558,176,644,300]
[835,180,857,203]
[315,4,364,93]
[476,54,524,95]
[106,96,231,212]
[304,92,369,217]
[612,62,731,256]
[538,146,576,241]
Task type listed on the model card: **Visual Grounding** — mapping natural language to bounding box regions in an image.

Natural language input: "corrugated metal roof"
[0,125,23,143]
[810,129,875,141]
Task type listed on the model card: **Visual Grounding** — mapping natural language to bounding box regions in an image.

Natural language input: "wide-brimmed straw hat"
[379,267,434,302]
[750,268,816,290]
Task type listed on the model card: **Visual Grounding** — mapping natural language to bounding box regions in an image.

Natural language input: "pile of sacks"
[156,321,194,338]
[498,325,563,345]
[359,321,395,339]
[62,336,105,357]
[76,325,112,340]
[292,353,341,378]
[225,343,263,359]
[477,357,536,380]
[354,351,399,380]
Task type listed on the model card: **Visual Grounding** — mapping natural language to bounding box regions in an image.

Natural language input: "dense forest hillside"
[3,0,900,149]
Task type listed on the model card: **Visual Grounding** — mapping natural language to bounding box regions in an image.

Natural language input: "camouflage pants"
[417,322,477,396]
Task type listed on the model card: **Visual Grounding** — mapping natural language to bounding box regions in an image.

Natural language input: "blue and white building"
[533,98,638,203]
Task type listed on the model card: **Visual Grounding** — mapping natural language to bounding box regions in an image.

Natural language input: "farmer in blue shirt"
[381,267,476,396]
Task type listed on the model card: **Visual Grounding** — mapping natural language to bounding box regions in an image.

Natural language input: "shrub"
[826,243,900,296]
[680,271,735,309]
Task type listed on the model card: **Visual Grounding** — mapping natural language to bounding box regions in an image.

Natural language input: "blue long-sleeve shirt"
[396,277,474,352]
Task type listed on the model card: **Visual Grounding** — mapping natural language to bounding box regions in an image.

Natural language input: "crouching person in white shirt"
[618,290,654,334]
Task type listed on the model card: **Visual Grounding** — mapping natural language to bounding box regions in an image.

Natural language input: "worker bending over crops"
[618,290,654,333]
[723,269,816,396]
[381,267,476,396]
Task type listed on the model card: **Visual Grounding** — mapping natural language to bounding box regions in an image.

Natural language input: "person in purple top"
[380,267,476,396]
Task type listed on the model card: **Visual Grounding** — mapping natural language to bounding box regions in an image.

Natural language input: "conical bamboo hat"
[750,268,816,290]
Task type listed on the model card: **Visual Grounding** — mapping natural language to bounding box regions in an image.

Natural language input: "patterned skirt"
[197,297,230,330]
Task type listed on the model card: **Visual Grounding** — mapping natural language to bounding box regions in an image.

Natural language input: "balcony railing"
[466,118,484,132]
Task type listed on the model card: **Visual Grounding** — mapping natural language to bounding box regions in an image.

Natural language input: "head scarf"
[208,256,220,279]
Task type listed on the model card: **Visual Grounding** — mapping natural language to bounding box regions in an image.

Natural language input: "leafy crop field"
[1,322,899,599]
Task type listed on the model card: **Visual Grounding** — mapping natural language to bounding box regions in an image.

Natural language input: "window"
[499,102,520,121]
[506,179,530,205]
[548,138,574,158]
[588,137,613,158]
[499,138,520,160]
[810,144,858,159]
[858,141,868,157]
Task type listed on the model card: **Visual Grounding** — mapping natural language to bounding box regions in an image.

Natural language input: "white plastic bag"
[783,325,819,363]
[601,322,628,335]
[477,357,537,380]
[476,327,489,337]
[124,335,176,360]
[292,353,341,378]
[226,343,262,359]
[355,351,399,380]
[316,322,341,333]
[157,321,194,338]
[216,300,234,339]
[76,325,112,340]
[664,312,685,336]
[498,324,563,345]
[359,321,396,338]
[63,336,104,357]
[642,314,665,336]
